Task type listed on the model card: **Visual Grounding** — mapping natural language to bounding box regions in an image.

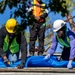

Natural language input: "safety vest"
[56,35,70,47]
[3,35,19,54]
[32,0,46,17]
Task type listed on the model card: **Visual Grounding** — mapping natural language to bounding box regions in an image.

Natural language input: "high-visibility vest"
[32,0,46,17]
[56,35,70,47]
[3,35,19,54]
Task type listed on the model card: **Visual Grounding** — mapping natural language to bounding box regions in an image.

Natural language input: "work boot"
[30,52,34,56]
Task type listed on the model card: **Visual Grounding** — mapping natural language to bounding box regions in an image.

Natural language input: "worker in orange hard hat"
[0,18,27,69]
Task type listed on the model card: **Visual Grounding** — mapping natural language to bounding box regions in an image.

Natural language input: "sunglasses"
[57,30,63,34]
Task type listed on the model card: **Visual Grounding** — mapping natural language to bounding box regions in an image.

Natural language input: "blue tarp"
[0,58,21,68]
[0,56,75,68]
[25,56,69,67]
[25,56,75,68]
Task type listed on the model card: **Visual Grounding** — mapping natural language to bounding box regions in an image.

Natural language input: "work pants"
[29,22,46,53]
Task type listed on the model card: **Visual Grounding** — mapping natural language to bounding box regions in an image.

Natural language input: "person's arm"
[44,35,58,60]
[0,27,7,58]
[21,32,27,63]
[26,7,33,13]
[40,4,49,18]
[17,32,27,69]
[40,8,49,18]
[67,29,75,60]
[47,35,58,55]
[67,29,75,69]
[0,27,10,65]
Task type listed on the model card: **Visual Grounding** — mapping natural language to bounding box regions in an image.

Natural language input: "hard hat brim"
[53,27,61,32]
[53,22,66,32]
[6,26,15,33]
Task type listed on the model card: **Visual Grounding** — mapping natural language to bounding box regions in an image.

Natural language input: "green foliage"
[0,0,70,24]
[0,0,28,32]
[64,0,74,12]
[48,0,69,16]
[0,0,6,13]
[0,0,72,28]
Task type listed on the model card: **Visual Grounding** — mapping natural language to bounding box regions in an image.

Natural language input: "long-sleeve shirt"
[0,26,27,64]
[47,28,75,59]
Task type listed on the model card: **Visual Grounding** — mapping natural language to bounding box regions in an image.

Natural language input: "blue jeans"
[6,50,19,62]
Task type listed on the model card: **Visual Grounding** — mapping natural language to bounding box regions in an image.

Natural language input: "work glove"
[27,7,32,12]
[67,60,73,69]
[17,63,25,69]
[44,54,51,61]
[4,58,10,66]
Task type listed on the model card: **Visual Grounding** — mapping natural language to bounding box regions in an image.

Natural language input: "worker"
[27,0,49,56]
[44,19,75,69]
[0,18,27,69]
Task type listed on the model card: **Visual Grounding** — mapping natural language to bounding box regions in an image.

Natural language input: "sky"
[0,1,75,52]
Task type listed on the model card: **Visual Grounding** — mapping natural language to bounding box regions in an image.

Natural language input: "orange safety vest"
[32,0,45,17]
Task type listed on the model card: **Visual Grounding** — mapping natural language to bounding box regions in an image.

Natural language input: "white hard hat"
[53,19,66,32]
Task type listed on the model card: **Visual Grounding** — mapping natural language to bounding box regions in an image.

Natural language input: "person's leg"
[61,47,70,60]
[38,25,46,55]
[29,26,37,56]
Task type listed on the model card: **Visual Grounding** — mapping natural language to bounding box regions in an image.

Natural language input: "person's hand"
[3,55,10,65]
[16,63,24,69]
[4,58,10,66]
[27,7,32,12]
[67,60,73,69]
[44,54,51,61]
[35,16,40,21]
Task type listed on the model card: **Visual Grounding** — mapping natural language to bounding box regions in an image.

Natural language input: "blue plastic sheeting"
[0,58,21,68]
[25,56,75,68]
[0,56,75,68]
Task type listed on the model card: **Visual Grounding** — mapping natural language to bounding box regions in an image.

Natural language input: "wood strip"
[0,68,75,73]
